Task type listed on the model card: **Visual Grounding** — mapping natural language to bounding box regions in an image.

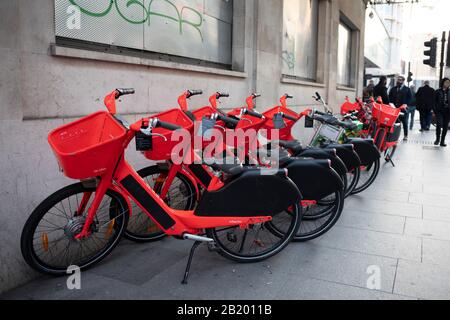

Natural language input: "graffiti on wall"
[56,0,234,65]
[68,0,204,40]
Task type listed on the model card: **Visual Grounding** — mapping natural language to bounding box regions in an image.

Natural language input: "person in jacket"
[388,76,412,140]
[373,76,390,104]
[416,81,435,131]
[363,80,375,102]
[434,78,450,147]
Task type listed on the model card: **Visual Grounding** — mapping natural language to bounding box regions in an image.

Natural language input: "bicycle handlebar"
[217,92,230,99]
[216,114,240,126]
[280,113,298,122]
[187,90,203,98]
[115,88,135,99]
[157,120,182,131]
[243,109,264,119]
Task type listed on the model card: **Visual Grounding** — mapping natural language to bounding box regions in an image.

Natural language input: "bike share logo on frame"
[167,121,281,172]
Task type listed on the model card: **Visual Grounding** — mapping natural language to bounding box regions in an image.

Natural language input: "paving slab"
[316,226,422,262]
[423,205,450,222]
[394,259,450,300]
[337,210,406,235]
[422,238,450,266]
[404,218,450,242]
[274,276,415,300]
[345,197,422,218]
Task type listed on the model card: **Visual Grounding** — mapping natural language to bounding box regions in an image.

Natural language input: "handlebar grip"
[116,88,135,98]
[285,94,294,99]
[252,93,261,98]
[244,109,264,119]
[315,92,322,100]
[314,110,327,116]
[187,90,203,98]
[217,92,230,98]
[217,114,240,126]
[282,113,298,122]
[156,120,182,131]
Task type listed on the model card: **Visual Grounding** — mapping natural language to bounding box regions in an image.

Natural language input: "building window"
[54,0,233,66]
[282,0,319,81]
[337,21,353,87]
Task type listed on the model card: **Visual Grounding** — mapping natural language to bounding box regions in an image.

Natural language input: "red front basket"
[372,103,401,128]
[144,108,194,161]
[262,106,299,141]
[48,111,127,179]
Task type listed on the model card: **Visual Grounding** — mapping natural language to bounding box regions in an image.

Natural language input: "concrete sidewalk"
[2,129,450,300]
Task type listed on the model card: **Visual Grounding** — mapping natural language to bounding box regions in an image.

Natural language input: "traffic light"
[407,72,413,83]
[424,37,438,68]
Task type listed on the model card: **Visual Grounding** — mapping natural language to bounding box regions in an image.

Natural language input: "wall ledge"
[281,76,326,88]
[336,85,356,92]
[50,44,248,79]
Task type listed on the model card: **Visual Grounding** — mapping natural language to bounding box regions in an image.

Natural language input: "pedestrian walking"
[373,76,390,104]
[416,81,435,132]
[363,80,375,102]
[434,78,450,147]
[388,76,412,140]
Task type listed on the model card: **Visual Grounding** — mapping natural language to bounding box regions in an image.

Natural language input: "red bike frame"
[58,90,273,240]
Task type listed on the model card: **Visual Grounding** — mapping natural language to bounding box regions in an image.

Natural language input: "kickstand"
[181,241,202,285]
[389,158,396,167]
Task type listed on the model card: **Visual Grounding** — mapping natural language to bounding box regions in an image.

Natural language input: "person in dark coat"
[388,76,412,140]
[373,76,390,104]
[434,78,450,147]
[416,81,435,131]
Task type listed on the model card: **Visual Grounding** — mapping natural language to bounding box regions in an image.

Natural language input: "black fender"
[346,138,381,166]
[195,169,302,217]
[324,144,361,171]
[296,148,348,177]
[285,159,344,200]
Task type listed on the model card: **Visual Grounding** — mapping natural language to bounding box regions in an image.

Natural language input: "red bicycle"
[371,101,407,167]
[20,89,303,283]
[125,91,344,244]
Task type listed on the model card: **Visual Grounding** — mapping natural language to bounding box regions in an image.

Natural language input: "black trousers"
[419,109,433,130]
[436,111,450,143]
[400,113,408,137]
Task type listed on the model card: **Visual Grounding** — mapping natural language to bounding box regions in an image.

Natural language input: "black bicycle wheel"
[345,166,360,197]
[124,165,197,243]
[351,158,380,195]
[206,204,302,263]
[293,189,344,242]
[21,183,129,275]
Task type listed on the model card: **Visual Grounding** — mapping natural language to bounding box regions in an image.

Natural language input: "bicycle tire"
[345,166,360,197]
[21,183,128,275]
[206,204,302,263]
[293,189,344,242]
[351,158,380,195]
